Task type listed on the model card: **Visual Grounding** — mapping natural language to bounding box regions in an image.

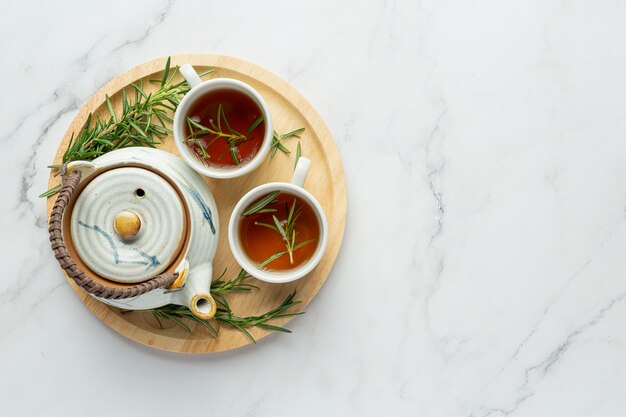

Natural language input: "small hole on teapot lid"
[135,188,145,198]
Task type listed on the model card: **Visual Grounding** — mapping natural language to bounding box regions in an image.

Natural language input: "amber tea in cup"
[239,191,320,270]
[228,157,328,283]
[184,88,266,167]
[173,68,273,179]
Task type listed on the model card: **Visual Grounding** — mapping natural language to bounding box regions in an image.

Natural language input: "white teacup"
[173,64,273,179]
[228,157,329,283]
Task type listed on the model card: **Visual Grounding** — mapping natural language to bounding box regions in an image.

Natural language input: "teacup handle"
[291,157,311,188]
[180,63,203,89]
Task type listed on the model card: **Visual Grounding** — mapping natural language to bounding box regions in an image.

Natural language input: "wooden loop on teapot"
[49,170,179,299]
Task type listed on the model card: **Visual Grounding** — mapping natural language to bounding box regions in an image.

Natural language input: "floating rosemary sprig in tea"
[185,106,264,165]
[148,267,303,343]
[271,127,305,157]
[254,198,316,266]
[39,57,213,198]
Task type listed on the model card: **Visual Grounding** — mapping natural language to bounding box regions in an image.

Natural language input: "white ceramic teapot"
[48,147,219,319]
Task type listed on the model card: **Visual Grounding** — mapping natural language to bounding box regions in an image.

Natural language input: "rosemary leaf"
[217,104,223,132]
[152,312,164,329]
[256,323,291,333]
[130,82,148,99]
[39,184,62,198]
[220,105,235,135]
[246,115,264,136]
[193,317,219,336]
[282,128,305,138]
[122,88,128,113]
[286,197,296,226]
[294,141,302,171]
[254,221,279,232]
[272,215,287,240]
[293,238,317,251]
[242,191,280,216]
[276,141,290,153]
[160,312,191,332]
[105,95,116,123]
[160,56,171,86]
[217,319,256,344]
[231,147,240,165]
[198,68,215,77]
[258,250,288,268]
[187,116,209,132]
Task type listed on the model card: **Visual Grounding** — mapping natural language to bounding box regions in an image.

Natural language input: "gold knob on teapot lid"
[113,210,141,241]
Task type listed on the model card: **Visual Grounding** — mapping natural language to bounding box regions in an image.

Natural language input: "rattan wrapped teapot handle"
[48,170,178,299]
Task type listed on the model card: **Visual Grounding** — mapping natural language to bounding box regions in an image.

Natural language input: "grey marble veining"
[2,0,626,416]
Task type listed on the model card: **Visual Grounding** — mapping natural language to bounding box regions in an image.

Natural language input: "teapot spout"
[183,263,217,320]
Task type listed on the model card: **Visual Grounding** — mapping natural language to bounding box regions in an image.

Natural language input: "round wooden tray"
[46,54,346,353]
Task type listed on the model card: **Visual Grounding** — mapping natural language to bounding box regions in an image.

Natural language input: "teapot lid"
[70,166,185,284]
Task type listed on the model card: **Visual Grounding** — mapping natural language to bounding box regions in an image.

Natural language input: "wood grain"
[46,55,347,353]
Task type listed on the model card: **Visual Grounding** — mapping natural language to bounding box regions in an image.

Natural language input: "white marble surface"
[2,0,626,415]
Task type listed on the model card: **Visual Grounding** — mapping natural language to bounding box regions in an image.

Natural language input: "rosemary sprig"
[40,57,214,198]
[185,107,264,165]
[271,128,305,157]
[215,291,303,344]
[148,268,303,343]
[254,198,316,265]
